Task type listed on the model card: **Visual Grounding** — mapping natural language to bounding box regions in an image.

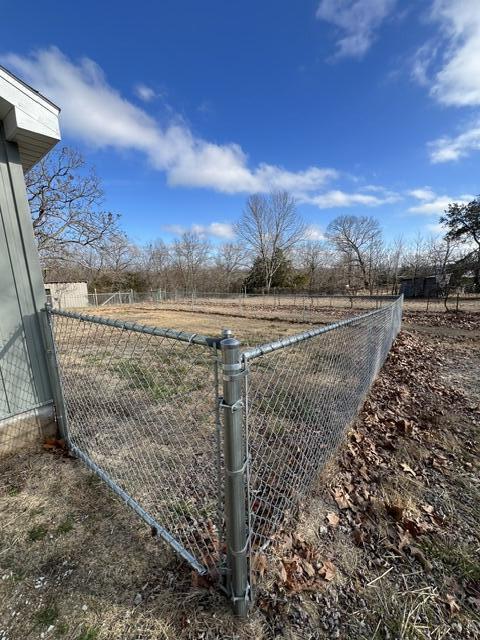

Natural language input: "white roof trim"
[0,66,61,171]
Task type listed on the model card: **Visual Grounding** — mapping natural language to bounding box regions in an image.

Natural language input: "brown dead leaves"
[400,462,416,476]
[43,437,66,451]
[259,330,477,619]
[333,487,352,510]
[403,310,480,331]
[326,512,339,527]
[273,532,337,592]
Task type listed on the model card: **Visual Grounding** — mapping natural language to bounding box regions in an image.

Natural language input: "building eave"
[0,66,61,172]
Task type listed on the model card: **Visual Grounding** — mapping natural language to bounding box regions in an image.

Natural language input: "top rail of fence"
[242,295,403,361]
[48,307,216,348]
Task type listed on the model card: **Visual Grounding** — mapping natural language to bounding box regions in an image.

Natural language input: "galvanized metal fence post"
[220,328,250,617]
[40,306,68,440]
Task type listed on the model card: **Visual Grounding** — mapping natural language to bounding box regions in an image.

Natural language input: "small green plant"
[33,603,59,627]
[28,524,48,541]
[77,626,100,640]
[56,621,69,636]
[86,473,101,487]
[170,499,195,517]
[82,352,112,364]
[111,360,187,400]
[56,515,75,535]
[421,537,480,580]
[7,485,20,496]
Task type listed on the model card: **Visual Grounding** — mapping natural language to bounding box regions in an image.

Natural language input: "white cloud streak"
[416,0,480,163]
[305,224,324,241]
[407,188,473,215]
[163,222,235,239]
[424,222,446,234]
[429,0,480,108]
[0,47,338,196]
[316,0,397,59]
[299,188,400,208]
[408,187,437,201]
[411,42,438,87]
[134,83,156,102]
[429,119,480,163]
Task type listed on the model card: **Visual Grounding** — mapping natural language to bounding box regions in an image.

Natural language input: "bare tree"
[172,232,211,292]
[426,236,455,277]
[26,147,119,265]
[385,236,404,294]
[402,233,429,279]
[75,232,140,288]
[235,191,306,292]
[214,242,247,291]
[142,240,171,288]
[298,240,331,293]
[326,215,383,291]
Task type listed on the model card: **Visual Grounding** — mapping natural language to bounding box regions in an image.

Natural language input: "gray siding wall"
[0,123,52,419]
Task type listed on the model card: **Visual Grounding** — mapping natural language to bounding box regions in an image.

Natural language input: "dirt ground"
[0,308,479,639]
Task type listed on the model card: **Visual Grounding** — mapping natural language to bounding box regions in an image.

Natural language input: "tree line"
[29,147,480,295]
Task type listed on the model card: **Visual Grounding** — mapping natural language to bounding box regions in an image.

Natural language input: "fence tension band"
[224,456,249,477]
[219,397,244,413]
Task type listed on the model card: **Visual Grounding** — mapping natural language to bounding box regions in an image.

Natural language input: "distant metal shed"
[45,281,89,309]
[399,274,450,298]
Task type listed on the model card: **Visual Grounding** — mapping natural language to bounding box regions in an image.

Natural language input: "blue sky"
[1,0,479,244]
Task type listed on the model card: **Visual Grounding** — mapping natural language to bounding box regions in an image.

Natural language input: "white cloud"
[407,192,473,215]
[429,0,480,108]
[0,47,338,196]
[299,188,400,208]
[134,83,156,102]
[201,222,235,239]
[408,187,436,201]
[162,224,186,236]
[316,0,397,59]
[414,1,480,163]
[163,222,235,239]
[429,119,480,163]
[305,224,324,241]
[425,221,446,234]
[408,197,452,215]
[411,42,438,87]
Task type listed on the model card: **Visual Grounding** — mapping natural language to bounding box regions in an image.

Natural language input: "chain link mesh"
[48,297,402,592]
[243,297,402,550]
[49,310,223,575]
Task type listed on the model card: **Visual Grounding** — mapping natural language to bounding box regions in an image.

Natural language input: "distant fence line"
[46,295,403,615]
[47,288,480,313]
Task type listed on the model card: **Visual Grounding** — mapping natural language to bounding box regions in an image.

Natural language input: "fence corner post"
[40,305,68,441]
[220,328,250,617]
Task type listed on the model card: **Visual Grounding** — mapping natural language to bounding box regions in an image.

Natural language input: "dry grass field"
[66,294,480,340]
[69,304,315,345]
[1,303,479,639]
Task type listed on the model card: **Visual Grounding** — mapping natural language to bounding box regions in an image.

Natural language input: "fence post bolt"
[40,306,68,441]
[220,328,249,617]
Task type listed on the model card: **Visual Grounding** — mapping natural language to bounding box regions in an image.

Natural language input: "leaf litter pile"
[403,310,480,331]
[252,329,479,639]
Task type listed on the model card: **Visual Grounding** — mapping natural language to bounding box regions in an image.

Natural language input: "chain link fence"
[46,295,403,615]
[243,297,403,552]
[47,310,223,575]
